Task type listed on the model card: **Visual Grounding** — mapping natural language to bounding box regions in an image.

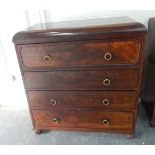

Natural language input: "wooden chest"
[13,16,146,137]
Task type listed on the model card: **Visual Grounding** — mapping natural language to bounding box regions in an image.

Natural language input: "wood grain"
[20,40,140,68]
[28,90,137,110]
[32,109,133,130]
[24,70,139,90]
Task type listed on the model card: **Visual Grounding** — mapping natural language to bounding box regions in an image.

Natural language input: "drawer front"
[32,110,133,130]
[24,70,138,90]
[28,91,137,110]
[20,40,140,68]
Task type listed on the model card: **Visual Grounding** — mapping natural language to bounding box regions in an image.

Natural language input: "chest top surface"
[13,16,146,45]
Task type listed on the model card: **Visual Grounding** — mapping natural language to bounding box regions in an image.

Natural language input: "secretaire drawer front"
[24,70,138,90]
[28,91,137,110]
[20,40,140,68]
[32,110,133,130]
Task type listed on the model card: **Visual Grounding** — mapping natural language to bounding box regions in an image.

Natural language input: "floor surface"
[0,104,155,145]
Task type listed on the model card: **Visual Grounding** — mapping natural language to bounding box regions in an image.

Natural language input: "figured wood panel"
[20,40,140,69]
[32,109,133,130]
[28,90,137,110]
[24,70,138,90]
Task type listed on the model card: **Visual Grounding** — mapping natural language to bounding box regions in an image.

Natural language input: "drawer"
[20,40,140,68]
[28,91,137,110]
[32,110,133,130]
[24,70,138,90]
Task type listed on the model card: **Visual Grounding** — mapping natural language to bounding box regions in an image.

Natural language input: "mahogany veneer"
[20,40,140,68]
[24,70,138,90]
[13,16,146,137]
[28,91,137,110]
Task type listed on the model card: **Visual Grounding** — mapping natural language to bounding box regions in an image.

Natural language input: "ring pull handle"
[103,79,111,86]
[104,52,112,61]
[52,117,60,123]
[44,55,52,63]
[102,118,110,126]
[50,99,57,106]
[102,99,110,106]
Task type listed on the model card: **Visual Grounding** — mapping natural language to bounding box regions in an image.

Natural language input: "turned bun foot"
[126,134,134,139]
[35,130,42,134]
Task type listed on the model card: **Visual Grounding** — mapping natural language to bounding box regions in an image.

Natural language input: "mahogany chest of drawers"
[13,16,146,137]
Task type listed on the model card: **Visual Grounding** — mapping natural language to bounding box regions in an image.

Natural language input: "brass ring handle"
[102,99,110,105]
[104,52,112,61]
[50,99,57,105]
[44,55,52,63]
[103,79,111,86]
[102,118,110,125]
[52,117,60,123]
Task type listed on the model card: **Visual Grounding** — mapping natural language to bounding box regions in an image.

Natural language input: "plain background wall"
[24,10,155,27]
